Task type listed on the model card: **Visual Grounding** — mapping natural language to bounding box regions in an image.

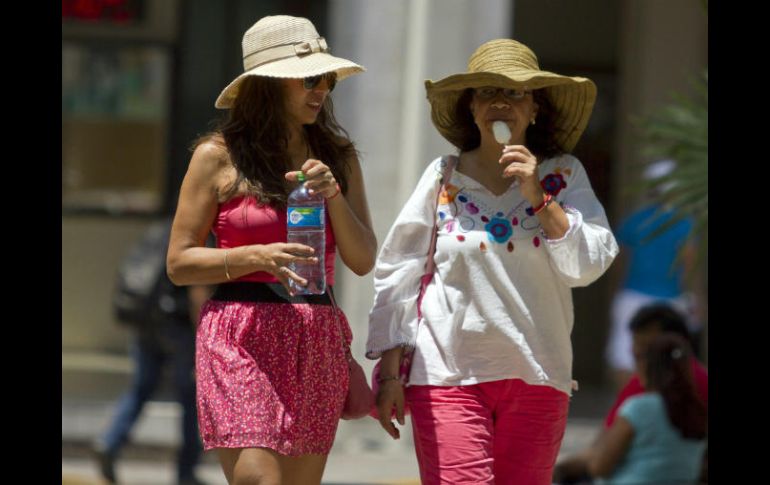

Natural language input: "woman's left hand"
[285,159,340,199]
[500,145,544,205]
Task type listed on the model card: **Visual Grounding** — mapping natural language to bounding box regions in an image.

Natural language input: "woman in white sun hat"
[167,15,376,485]
[366,39,618,485]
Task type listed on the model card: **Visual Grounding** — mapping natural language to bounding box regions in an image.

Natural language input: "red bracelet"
[532,193,553,215]
[326,183,341,200]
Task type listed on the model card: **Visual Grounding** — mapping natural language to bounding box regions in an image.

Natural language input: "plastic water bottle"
[286,173,326,295]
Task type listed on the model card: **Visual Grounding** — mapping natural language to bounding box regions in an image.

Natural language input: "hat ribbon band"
[243,37,329,71]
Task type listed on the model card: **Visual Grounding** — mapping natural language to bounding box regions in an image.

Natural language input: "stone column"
[329,0,511,368]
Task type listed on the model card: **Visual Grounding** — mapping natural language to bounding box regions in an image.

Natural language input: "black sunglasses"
[474,86,532,101]
[303,72,337,92]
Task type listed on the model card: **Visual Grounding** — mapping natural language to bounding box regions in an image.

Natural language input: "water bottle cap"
[296,171,306,182]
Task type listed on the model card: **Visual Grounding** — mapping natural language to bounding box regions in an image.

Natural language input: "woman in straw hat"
[366,39,618,484]
[167,15,376,485]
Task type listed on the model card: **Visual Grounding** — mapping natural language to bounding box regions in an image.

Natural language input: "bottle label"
[287,207,324,228]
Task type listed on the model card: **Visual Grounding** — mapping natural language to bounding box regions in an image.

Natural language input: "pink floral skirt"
[195,297,351,456]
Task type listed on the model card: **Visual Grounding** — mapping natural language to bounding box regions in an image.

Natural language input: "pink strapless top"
[212,195,336,285]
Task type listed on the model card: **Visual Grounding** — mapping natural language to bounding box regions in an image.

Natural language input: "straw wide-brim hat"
[215,15,365,109]
[425,39,596,152]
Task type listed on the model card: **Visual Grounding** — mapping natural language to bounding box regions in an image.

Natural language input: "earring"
[530,118,536,125]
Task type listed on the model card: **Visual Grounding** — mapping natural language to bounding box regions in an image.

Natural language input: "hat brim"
[425,71,596,152]
[215,52,365,109]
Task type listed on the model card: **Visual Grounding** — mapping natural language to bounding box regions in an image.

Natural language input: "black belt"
[210,281,332,305]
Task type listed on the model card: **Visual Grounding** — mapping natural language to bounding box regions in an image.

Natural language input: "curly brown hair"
[450,88,563,160]
[193,75,357,206]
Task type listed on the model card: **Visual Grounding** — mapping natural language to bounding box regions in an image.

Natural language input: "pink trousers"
[406,378,569,485]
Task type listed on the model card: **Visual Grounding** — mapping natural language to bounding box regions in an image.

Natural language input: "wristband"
[532,193,554,215]
[326,183,341,200]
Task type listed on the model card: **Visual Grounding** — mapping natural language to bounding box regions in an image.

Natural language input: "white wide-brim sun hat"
[215,15,365,109]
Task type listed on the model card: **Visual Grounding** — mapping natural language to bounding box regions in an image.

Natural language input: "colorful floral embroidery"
[443,180,550,247]
[485,217,513,243]
[439,183,461,204]
[541,173,567,196]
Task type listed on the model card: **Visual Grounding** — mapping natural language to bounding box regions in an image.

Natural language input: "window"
[62,42,171,213]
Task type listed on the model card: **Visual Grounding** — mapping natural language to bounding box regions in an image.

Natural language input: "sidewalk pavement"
[63,398,605,485]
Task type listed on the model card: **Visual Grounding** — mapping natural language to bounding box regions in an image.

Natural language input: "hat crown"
[215,15,364,109]
[242,15,320,60]
[467,39,540,75]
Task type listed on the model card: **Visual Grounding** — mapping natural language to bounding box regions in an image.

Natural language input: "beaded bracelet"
[377,375,401,384]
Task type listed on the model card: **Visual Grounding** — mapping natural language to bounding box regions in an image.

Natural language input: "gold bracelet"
[223,249,232,281]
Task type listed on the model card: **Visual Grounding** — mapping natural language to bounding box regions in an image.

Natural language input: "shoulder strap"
[425,155,457,275]
[416,155,457,320]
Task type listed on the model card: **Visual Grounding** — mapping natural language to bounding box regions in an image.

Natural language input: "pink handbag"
[369,156,456,419]
[329,289,376,420]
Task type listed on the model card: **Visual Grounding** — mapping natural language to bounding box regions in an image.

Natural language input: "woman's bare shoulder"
[192,135,230,168]
[187,134,239,201]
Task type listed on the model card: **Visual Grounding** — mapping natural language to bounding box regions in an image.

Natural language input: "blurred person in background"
[553,303,708,484]
[588,332,707,484]
[605,159,702,390]
[366,38,618,485]
[93,217,211,485]
[166,15,376,485]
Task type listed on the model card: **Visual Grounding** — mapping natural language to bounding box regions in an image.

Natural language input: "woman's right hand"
[250,242,318,294]
[376,379,406,440]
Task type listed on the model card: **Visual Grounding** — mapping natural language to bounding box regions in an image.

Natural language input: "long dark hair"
[193,75,356,206]
[452,88,563,160]
[629,303,697,352]
[645,333,707,440]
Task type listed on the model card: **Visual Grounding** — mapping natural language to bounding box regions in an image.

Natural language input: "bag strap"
[331,155,457,358]
[416,155,457,320]
[328,287,352,359]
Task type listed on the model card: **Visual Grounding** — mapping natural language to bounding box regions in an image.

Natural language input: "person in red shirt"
[553,303,707,484]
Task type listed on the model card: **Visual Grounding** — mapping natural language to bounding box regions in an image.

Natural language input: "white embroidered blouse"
[366,154,619,395]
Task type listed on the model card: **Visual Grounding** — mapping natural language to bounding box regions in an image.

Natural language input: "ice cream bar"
[492,121,511,144]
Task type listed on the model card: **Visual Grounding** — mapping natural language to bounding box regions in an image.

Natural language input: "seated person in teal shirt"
[589,333,707,484]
